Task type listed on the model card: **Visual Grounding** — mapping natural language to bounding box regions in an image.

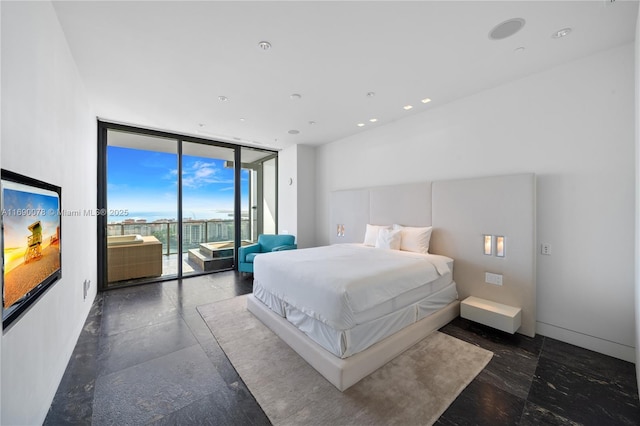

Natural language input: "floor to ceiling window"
[98,122,278,290]
[180,142,238,277]
[241,146,278,240]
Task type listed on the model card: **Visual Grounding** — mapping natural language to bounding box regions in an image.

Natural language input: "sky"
[2,187,60,249]
[107,146,249,222]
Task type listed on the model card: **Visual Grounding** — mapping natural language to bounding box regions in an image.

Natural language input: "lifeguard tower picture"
[2,177,61,312]
[24,221,44,263]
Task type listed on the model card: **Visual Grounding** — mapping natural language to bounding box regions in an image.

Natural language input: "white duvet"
[253,244,452,330]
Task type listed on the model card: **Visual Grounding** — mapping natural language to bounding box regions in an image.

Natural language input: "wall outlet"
[541,243,551,255]
[485,272,503,286]
[83,279,90,300]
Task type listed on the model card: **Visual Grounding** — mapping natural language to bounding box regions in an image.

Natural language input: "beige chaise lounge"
[107,235,162,282]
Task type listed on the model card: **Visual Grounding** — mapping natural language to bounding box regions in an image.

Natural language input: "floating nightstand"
[461,296,522,334]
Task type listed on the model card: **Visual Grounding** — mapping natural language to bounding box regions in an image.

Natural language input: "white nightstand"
[460,296,522,334]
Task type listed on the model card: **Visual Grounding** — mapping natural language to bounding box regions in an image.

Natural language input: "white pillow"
[363,224,390,247]
[375,228,402,250]
[393,224,432,253]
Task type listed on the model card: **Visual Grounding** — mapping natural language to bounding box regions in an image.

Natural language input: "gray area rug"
[198,295,492,426]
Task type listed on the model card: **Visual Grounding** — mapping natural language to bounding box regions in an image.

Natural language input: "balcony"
[106,219,253,284]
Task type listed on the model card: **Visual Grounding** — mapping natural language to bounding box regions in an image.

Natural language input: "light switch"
[485,272,503,286]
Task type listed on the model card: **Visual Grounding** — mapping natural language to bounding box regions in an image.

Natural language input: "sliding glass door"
[98,123,277,290]
[181,142,236,277]
[105,130,179,287]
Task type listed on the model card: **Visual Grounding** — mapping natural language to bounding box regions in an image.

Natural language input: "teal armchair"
[238,234,297,273]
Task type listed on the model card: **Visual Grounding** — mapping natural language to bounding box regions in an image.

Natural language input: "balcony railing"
[106,219,252,256]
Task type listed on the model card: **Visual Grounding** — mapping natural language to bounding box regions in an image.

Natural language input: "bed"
[246,175,536,391]
[247,236,459,390]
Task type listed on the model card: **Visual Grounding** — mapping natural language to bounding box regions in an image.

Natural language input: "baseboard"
[536,321,636,363]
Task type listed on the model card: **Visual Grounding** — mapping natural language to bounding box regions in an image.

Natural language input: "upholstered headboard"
[328,174,536,337]
[330,182,432,245]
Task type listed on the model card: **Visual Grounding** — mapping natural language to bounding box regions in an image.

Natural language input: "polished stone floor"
[438,318,640,425]
[46,272,640,425]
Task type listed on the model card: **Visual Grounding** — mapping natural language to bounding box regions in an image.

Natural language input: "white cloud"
[182,161,233,188]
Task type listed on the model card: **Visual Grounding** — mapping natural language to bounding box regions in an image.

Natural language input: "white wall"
[263,158,277,234]
[316,44,636,362]
[279,145,297,237]
[635,5,640,392]
[1,2,97,424]
[296,145,316,248]
[279,144,316,248]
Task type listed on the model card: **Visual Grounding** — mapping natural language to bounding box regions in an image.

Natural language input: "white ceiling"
[107,128,276,163]
[53,1,638,151]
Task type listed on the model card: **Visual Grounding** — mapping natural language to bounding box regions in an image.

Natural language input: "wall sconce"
[337,224,345,237]
[483,235,493,256]
[496,236,505,257]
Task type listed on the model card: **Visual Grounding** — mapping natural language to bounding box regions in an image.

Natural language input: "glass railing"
[106,219,252,256]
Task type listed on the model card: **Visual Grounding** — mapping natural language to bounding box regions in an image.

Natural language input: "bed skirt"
[246,294,460,391]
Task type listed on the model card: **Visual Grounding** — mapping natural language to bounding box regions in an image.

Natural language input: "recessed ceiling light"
[357,123,365,127]
[489,18,526,40]
[514,46,526,53]
[198,123,205,127]
[308,121,316,125]
[218,95,228,102]
[369,118,378,123]
[258,41,271,51]
[421,98,432,104]
[290,93,302,100]
[403,105,413,110]
[288,129,300,135]
[366,92,376,97]
[552,28,572,39]
[239,118,246,122]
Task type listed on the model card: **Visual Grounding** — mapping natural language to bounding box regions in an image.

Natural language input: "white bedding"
[283,282,458,358]
[253,243,452,330]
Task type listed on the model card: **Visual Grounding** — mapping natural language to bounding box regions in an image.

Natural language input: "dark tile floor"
[46,272,640,425]
[438,319,640,425]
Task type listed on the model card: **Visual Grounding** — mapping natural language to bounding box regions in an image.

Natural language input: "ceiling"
[53,1,638,151]
[107,128,276,163]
